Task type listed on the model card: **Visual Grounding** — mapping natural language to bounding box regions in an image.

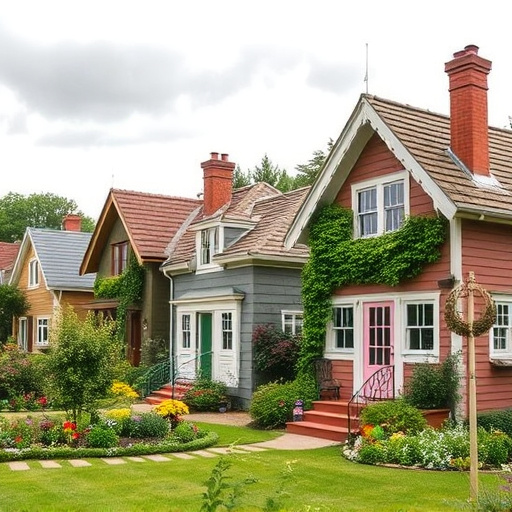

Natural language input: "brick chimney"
[62,214,82,232]
[201,152,236,216]
[445,44,492,176]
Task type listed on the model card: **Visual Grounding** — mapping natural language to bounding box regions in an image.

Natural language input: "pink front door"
[363,302,394,382]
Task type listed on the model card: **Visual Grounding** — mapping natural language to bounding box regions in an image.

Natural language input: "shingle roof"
[164,184,310,268]
[81,189,202,273]
[29,228,95,290]
[0,242,19,271]
[366,95,512,217]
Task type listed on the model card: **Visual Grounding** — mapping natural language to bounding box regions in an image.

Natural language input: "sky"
[1,1,512,220]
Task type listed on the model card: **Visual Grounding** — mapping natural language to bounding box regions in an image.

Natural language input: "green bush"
[359,398,427,435]
[125,412,169,439]
[173,421,199,443]
[357,441,386,465]
[478,429,512,467]
[85,425,119,448]
[403,352,460,413]
[249,377,317,429]
[252,324,300,382]
[477,409,512,438]
[182,378,228,412]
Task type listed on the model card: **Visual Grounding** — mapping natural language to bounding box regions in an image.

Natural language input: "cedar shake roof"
[164,184,309,268]
[80,189,201,274]
[366,95,512,216]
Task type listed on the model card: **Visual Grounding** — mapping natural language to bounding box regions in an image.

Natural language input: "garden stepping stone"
[171,452,196,460]
[235,445,267,452]
[39,460,61,469]
[68,459,92,467]
[207,447,247,455]
[101,458,126,465]
[143,454,171,462]
[126,456,146,462]
[8,461,30,471]
[191,450,218,458]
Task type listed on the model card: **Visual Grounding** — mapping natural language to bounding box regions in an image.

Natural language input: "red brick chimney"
[445,44,492,176]
[62,214,82,232]
[201,152,236,216]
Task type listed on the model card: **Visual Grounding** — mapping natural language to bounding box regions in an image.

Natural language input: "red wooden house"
[286,44,512,419]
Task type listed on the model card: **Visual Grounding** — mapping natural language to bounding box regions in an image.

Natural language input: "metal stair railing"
[137,361,172,398]
[347,365,395,437]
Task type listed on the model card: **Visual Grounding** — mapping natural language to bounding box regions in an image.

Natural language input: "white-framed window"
[332,305,354,350]
[200,227,219,266]
[352,172,409,238]
[18,317,28,351]
[28,259,39,287]
[282,311,303,336]
[221,312,233,350]
[492,302,512,356]
[181,314,191,349]
[36,317,50,346]
[406,303,434,351]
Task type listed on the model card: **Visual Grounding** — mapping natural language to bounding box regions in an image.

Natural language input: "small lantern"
[293,399,304,421]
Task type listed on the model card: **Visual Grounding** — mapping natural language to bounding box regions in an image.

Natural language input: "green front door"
[199,313,213,379]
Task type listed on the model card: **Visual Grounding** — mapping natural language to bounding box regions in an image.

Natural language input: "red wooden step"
[286,421,348,442]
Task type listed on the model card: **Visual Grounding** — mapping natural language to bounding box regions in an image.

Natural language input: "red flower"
[15,435,22,444]
[63,421,77,433]
[37,396,48,407]
[72,432,80,440]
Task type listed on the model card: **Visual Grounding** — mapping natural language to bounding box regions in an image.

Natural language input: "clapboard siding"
[332,360,354,400]
[173,265,303,407]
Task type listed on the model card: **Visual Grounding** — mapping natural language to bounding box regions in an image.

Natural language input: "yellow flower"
[111,380,139,399]
[104,408,132,422]
[155,399,189,418]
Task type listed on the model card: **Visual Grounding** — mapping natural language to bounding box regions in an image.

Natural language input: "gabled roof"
[286,94,512,248]
[163,184,309,270]
[80,189,202,274]
[10,228,95,291]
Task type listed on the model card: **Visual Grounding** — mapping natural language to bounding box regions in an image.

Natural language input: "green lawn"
[0,423,505,512]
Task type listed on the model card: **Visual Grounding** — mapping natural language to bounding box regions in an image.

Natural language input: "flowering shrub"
[155,399,189,428]
[110,381,139,400]
[182,379,228,412]
[343,423,512,470]
[252,324,300,382]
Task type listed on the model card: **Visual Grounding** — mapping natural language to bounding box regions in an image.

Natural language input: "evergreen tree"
[232,164,252,189]
[293,139,334,188]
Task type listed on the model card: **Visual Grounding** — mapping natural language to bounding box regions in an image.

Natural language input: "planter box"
[421,409,450,429]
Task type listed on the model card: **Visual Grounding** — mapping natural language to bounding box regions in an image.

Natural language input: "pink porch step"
[144,381,194,405]
[286,400,359,442]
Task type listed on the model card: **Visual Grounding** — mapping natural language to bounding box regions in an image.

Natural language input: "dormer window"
[200,227,219,266]
[353,171,409,238]
[112,241,128,276]
[28,259,39,287]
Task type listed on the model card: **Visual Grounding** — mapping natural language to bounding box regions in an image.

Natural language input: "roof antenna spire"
[364,43,369,94]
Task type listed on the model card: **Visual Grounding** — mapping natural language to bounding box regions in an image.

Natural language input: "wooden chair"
[314,358,341,400]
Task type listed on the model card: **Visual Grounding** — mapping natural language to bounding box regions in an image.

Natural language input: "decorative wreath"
[444,273,497,338]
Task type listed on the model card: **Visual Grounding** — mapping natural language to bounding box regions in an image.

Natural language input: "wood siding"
[173,265,303,408]
[331,360,354,400]
[461,219,512,412]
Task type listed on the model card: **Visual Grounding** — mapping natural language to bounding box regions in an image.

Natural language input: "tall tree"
[0,192,95,242]
[251,154,284,188]
[232,164,252,189]
[293,139,334,188]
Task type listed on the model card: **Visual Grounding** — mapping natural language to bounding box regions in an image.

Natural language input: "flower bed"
[0,400,218,463]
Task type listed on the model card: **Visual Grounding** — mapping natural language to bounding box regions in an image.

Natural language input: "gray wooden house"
[161,152,309,408]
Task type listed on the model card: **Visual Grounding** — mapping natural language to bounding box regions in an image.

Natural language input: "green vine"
[298,204,448,378]
[94,254,146,340]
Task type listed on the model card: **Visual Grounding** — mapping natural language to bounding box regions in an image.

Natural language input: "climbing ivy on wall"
[94,254,146,340]
[297,203,448,378]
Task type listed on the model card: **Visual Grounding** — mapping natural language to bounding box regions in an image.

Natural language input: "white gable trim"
[285,97,457,249]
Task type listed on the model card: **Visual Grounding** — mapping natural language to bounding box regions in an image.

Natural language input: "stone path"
[5,443,271,471]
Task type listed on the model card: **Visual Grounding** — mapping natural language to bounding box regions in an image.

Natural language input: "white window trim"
[35,316,50,346]
[326,300,358,360]
[401,294,440,361]
[195,226,223,273]
[351,170,410,238]
[489,294,512,361]
[28,258,39,288]
[329,304,355,355]
[281,310,303,336]
[18,317,28,351]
